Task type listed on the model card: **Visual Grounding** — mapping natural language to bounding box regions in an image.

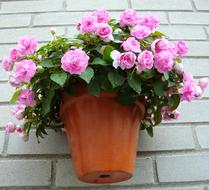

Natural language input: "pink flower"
[61,49,89,75]
[11,104,26,120]
[5,122,16,133]
[78,15,97,33]
[9,47,22,62]
[119,9,138,27]
[91,9,110,23]
[16,125,23,134]
[174,63,184,74]
[18,89,36,107]
[151,39,169,53]
[179,82,196,101]
[137,15,160,31]
[154,51,174,73]
[172,40,188,57]
[15,60,36,83]
[121,37,141,53]
[2,56,14,71]
[96,23,113,41]
[18,36,38,56]
[161,107,180,121]
[131,25,151,40]
[136,50,154,72]
[9,74,21,87]
[183,72,194,83]
[194,85,203,98]
[111,50,136,70]
[198,78,209,91]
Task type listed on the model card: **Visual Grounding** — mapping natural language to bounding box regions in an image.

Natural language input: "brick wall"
[0,0,209,189]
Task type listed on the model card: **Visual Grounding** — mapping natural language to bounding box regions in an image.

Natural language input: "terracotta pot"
[60,88,145,184]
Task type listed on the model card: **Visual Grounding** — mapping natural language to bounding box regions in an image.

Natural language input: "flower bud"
[5,122,16,133]
[174,63,184,74]
[198,78,209,90]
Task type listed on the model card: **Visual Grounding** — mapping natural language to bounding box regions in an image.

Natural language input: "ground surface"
[0,0,209,189]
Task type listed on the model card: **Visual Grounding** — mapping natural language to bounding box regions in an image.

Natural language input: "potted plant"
[2,9,209,184]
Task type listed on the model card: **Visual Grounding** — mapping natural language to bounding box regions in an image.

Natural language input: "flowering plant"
[2,9,209,141]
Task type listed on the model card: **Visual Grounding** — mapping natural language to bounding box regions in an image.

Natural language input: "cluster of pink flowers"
[76,9,113,42]
[2,36,38,140]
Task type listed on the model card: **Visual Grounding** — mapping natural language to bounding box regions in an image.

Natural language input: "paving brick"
[0,160,51,186]
[193,0,209,10]
[206,27,209,36]
[186,41,209,57]
[0,27,65,44]
[169,12,209,25]
[159,25,206,40]
[196,125,209,148]
[139,126,195,151]
[157,155,209,182]
[0,131,5,154]
[55,158,154,187]
[0,14,31,28]
[183,58,209,77]
[66,0,128,11]
[8,130,69,155]
[168,101,209,123]
[0,0,63,13]
[0,44,14,59]
[0,83,14,102]
[34,12,87,26]
[132,0,193,10]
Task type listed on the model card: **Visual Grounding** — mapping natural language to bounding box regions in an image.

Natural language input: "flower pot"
[60,87,145,184]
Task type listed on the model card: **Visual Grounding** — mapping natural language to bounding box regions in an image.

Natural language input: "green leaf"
[108,71,125,88]
[163,72,169,80]
[117,93,136,105]
[128,73,142,94]
[40,59,59,68]
[42,90,55,115]
[101,78,114,92]
[140,69,155,80]
[168,94,180,110]
[154,81,164,96]
[50,72,68,87]
[79,67,94,84]
[146,127,154,137]
[10,89,21,103]
[168,80,176,87]
[103,45,114,62]
[151,31,166,38]
[88,79,100,96]
[154,111,162,126]
[91,57,109,66]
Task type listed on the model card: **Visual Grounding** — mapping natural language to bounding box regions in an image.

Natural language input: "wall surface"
[0,0,209,189]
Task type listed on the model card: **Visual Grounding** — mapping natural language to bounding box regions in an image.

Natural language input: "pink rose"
[91,9,110,23]
[183,72,194,83]
[18,36,38,56]
[136,50,154,72]
[172,40,188,57]
[179,81,196,101]
[122,37,141,53]
[194,85,203,98]
[96,23,113,41]
[111,50,136,70]
[161,107,180,121]
[198,78,209,91]
[61,49,89,75]
[9,74,21,87]
[151,39,169,53]
[9,47,22,62]
[18,89,36,107]
[11,104,26,120]
[16,125,23,134]
[174,63,184,74]
[154,51,174,73]
[131,25,151,40]
[5,122,16,133]
[137,15,160,31]
[78,15,97,33]
[15,60,36,83]
[2,56,14,71]
[119,9,138,27]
